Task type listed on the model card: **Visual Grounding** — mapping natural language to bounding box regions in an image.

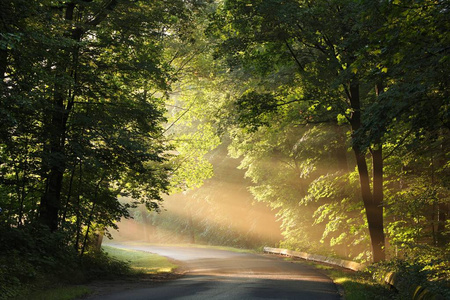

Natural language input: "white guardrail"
[263,246,366,271]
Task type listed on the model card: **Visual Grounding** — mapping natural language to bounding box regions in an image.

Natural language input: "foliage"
[0,0,212,294]
[16,286,91,300]
[308,262,396,300]
[0,225,130,300]
[203,0,449,264]
[371,248,450,299]
[0,0,448,293]
[0,0,207,251]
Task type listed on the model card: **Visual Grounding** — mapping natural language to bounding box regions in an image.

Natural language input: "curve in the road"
[87,243,341,300]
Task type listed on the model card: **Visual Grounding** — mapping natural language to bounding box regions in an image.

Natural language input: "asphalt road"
[87,243,341,300]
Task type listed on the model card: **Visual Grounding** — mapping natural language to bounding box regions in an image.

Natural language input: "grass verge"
[110,241,256,254]
[102,245,178,274]
[14,246,178,300]
[288,259,397,299]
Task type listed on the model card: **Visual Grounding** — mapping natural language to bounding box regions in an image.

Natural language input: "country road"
[85,243,341,300]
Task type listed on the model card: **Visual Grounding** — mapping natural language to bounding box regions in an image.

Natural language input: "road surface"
[86,243,341,300]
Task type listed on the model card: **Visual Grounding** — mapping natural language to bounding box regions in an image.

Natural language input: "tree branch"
[163,104,194,134]
[284,39,304,71]
[85,0,118,27]
[383,128,414,160]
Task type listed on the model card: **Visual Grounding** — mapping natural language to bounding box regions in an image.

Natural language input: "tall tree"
[0,0,202,242]
[208,0,448,262]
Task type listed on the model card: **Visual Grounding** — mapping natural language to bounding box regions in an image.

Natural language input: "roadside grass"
[326,269,395,300]
[288,259,397,300]
[102,245,178,274]
[14,246,177,300]
[175,243,256,253]
[109,241,256,254]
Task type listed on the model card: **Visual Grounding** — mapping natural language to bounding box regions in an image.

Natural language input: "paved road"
[88,243,341,300]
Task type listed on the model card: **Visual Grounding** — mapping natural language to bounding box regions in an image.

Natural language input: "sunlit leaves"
[0,0,208,253]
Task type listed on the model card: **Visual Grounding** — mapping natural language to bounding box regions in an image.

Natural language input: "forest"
[0,0,449,298]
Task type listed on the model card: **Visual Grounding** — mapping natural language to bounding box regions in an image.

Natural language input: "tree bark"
[60,162,77,228]
[39,94,67,231]
[80,178,103,256]
[348,80,385,262]
[371,82,386,261]
[371,145,385,261]
[95,229,105,251]
[74,162,83,252]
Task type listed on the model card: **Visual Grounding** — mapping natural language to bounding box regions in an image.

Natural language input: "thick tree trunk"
[39,0,118,232]
[95,229,105,251]
[371,145,385,261]
[39,93,68,231]
[38,3,80,232]
[371,83,386,261]
[348,80,385,262]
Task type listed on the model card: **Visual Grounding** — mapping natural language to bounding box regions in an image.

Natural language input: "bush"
[0,225,132,299]
[371,249,450,299]
[80,250,131,280]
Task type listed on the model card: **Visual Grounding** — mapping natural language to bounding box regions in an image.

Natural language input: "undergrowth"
[299,261,396,300]
[370,257,450,299]
[0,226,132,300]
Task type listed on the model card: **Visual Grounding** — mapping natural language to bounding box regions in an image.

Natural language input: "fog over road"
[88,243,341,300]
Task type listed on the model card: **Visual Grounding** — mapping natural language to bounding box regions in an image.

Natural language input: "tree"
[208,0,449,262]
[208,0,382,261]
[0,0,203,251]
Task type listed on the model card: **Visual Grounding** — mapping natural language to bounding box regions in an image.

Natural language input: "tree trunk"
[371,145,385,261]
[80,178,103,256]
[39,93,67,232]
[60,162,77,228]
[95,229,104,251]
[348,80,385,262]
[74,162,83,252]
[38,3,81,232]
[371,83,386,261]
